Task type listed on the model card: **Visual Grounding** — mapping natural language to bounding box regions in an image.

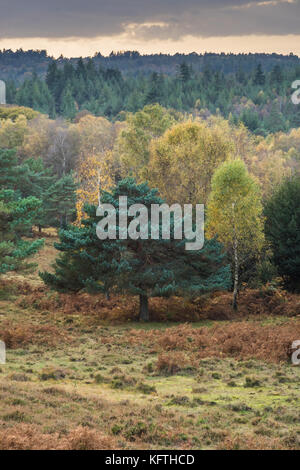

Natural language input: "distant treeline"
[4,56,300,135]
[1,48,300,81]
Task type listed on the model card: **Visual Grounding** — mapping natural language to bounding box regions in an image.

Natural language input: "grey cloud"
[0,0,299,39]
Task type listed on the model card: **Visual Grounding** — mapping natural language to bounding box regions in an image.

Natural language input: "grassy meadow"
[0,234,299,450]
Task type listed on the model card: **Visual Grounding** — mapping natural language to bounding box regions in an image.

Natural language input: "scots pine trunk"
[139,294,149,321]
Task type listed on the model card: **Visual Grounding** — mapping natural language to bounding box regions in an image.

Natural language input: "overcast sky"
[0,0,299,57]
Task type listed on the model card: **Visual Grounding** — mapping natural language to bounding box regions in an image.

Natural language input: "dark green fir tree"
[61,83,77,120]
[264,176,300,291]
[40,179,231,321]
[0,148,44,273]
[253,63,266,86]
[0,190,43,274]
[43,173,77,229]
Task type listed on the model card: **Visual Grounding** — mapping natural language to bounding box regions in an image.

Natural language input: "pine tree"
[0,149,55,232]
[76,58,87,80]
[253,63,266,86]
[61,84,77,120]
[46,62,59,91]
[6,80,17,104]
[236,68,246,85]
[43,173,77,228]
[8,55,300,134]
[265,104,286,133]
[39,204,121,295]
[240,108,260,133]
[19,158,56,232]
[0,190,43,274]
[0,148,44,274]
[40,179,231,321]
[290,100,300,128]
[46,61,63,112]
[179,62,191,83]
[0,148,20,189]
[0,149,46,262]
[264,176,300,291]
[270,65,283,86]
[145,72,163,104]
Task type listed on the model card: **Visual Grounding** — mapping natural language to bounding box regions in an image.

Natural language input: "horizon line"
[1,47,300,60]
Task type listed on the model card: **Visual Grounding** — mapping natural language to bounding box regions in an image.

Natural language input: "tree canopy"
[41,179,231,320]
[264,176,300,291]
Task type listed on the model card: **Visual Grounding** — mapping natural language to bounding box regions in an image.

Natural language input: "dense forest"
[87,51,300,75]
[1,49,300,81]
[2,51,300,135]
[1,102,300,303]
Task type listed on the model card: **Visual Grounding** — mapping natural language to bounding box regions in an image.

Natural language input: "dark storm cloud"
[0,0,299,39]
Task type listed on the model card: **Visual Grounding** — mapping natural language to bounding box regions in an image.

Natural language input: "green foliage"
[147,120,233,204]
[264,176,300,290]
[0,106,39,121]
[43,173,77,228]
[5,54,300,134]
[207,160,265,254]
[61,84,77,120]
[270,65,283,87]
[253,63,266,86]
[0,148,20,189]
[41,179,231,320]
[118,104,179,179]
[0,189,43,274]
[15,75,55,115]
[207,160,264,308]
[178,62,192,83]
[0,149,60,231]
[145,73,164,105]
[0,148,45,274]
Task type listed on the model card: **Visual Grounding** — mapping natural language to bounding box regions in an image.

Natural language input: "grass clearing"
[0,240,299,450]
